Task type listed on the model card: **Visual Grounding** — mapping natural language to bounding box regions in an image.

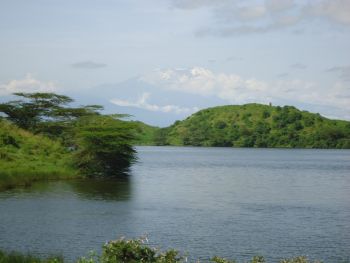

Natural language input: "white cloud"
[0,74,56,96]
[110,93,199,114]
[142,67,350,114]
[143,67,269,104]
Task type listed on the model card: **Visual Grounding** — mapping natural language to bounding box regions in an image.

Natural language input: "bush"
[91,238,183,263]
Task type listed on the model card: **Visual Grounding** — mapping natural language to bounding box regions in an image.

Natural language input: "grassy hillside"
[132,121,160,145]
[0,119,77,190]
[154,104,350,149]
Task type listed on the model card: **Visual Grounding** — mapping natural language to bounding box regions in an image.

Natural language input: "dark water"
[0,147,350,262]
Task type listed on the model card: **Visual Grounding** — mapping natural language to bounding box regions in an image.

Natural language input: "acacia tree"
[0,92,103,136]
[73,115,137,177]
[0,93,72,129]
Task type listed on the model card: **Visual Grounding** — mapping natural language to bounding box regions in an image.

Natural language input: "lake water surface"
[0,147,349,262]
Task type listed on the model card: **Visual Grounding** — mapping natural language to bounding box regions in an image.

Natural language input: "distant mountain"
[66,76,228,127]
[135,103,350,149]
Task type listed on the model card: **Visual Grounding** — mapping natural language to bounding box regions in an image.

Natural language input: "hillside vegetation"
[150,104,350,149]
[0,119,76,190]
[0,92,137,190]
[132,121,160,145]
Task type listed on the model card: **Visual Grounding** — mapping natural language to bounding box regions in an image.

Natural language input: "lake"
[0,147,349,262]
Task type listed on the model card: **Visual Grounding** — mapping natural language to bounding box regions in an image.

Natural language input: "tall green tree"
[73,115,137,177]
[0,93,73,129]
[0,92,103,136]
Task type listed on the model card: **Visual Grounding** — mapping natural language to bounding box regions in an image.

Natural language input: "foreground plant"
[95,237,183,263]
[0,238,327,263]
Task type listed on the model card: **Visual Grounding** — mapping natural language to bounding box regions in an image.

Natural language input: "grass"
[132,121,160,146]
[0,119,78,191]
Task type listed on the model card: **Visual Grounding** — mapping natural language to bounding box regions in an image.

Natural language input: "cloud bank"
[0,74,56,96]
[110,93,199,114]
[141,67,350,117]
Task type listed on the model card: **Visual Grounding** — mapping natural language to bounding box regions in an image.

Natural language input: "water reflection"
[0,176,132,202]
[0,180,57,199]
[68,177,132,201]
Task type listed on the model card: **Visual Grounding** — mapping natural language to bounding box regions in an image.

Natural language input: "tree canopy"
[0,92,103,135]
[73,115,136,177]
[145,104,350,149]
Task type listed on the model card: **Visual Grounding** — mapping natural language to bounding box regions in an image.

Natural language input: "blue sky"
[1,0,350,126]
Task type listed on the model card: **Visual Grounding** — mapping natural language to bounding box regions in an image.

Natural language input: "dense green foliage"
[0,239,324,263]
[0,93,102,137]
[132,121,160,145]
[0,119,76,190]
[0,93,137,188]
[153,104,350,148]
[73,115,136,177]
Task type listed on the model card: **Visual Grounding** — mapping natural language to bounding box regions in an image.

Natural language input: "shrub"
[99,238,183,263]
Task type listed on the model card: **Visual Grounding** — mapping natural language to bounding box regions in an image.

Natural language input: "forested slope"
[152,104,350,148]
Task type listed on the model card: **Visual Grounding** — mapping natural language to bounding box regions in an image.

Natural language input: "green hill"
[0,119,77,190]
[152,103,350,149]
[132,121,160,145]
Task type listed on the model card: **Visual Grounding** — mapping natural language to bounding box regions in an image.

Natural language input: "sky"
[0,0,350,126]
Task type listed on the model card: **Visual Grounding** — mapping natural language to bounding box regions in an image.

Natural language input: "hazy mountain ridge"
[135,103,350,149]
